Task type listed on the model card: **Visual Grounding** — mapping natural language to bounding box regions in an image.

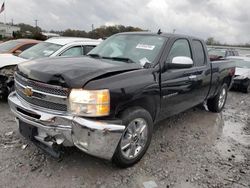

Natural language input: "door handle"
[188,75,197,81]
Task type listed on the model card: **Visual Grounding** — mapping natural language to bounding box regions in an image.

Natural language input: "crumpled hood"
[18,56,141,88]
[0,54,26,68]
[235,67,250,78]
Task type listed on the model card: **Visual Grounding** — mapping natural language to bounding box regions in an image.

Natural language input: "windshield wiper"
[102,56,136,64]
[88,53,102,58]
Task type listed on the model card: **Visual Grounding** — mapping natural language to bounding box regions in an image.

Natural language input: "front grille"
[15,73,68,96]
[15,73,68,112]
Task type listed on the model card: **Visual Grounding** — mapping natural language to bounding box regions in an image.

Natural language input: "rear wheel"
[113,107,153,168]
[207,83,228,113]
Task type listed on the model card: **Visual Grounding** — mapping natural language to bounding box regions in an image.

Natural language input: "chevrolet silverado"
[8,32,235,167]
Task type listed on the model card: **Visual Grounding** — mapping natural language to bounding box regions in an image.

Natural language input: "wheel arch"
[115,96,159,122]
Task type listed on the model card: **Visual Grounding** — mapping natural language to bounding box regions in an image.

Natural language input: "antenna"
[157,29,162,35]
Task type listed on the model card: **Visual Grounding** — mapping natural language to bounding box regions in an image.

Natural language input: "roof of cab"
[45,37,102,45]
[116,31,203,41]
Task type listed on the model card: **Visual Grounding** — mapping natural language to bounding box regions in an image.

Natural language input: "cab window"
[60,46,83,57]
[167,39,192,63]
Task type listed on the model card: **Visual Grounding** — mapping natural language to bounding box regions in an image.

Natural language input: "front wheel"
[112,107,153,168]
[242,80,250,93]
[207,83,228,113]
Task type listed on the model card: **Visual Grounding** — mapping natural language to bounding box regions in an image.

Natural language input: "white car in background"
[0,37,102,98]
[227,56,250,93]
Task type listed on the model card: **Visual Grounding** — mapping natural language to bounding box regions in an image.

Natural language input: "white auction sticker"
[139,57,151,66]
[136,44,155,50]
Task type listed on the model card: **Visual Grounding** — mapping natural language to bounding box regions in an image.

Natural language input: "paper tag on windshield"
[136,44,155,50]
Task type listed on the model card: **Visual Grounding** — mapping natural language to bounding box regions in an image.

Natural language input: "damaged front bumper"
[8,92,125,160]
[0,74,14,97]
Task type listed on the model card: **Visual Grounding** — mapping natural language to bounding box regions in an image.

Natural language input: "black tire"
[207,83,228,113]
[0,87,9,101]
[242,80,250,93]
[112,107,153,168]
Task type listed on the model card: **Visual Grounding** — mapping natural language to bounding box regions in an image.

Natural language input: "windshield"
[89,34,166,66]
[0,40,22,53]
[208,49,226,57]
[19,42,62,59]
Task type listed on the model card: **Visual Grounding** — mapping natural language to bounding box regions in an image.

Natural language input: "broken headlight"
[0,66,16,77]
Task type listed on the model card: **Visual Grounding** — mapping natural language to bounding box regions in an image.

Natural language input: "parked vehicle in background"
[228,56,250,93]
[208,48,239,61]
[8,32,235,167]
[0,39,40,55]
[0,37,102,99]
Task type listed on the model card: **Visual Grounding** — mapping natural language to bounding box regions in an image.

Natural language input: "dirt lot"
[0,91,249,188]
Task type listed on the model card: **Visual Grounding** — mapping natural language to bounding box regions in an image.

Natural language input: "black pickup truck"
[8,32,235,167]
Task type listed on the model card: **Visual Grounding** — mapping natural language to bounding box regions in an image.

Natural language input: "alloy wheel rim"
[120,118,148,159]
[218,88,226,109]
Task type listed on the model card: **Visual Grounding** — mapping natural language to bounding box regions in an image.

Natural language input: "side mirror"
[13,50,22,56]
[167,56,193,69]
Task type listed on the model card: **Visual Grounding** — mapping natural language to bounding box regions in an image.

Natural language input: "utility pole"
[11,18,13,25]
[91,24,94,31]
[35,19,38,28]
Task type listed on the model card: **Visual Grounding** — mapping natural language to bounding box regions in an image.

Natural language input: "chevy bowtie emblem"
[23,87,33,97]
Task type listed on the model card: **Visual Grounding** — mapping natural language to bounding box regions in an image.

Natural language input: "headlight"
[69,89,110,117]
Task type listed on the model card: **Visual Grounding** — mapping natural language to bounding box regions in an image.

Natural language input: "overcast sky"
[3,0,250,44]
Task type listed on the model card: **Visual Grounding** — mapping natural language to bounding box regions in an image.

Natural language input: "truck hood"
[235,67,250,79]
[0,54,26,68]
[18,56,142,88]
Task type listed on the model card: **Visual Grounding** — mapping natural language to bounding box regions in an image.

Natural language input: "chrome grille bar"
[15,73,69,112]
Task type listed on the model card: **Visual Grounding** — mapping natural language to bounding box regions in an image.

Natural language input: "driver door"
[160,38,199,119]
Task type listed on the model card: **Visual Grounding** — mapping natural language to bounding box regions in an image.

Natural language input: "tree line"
[12,23,143,40]
[206,37,250,48]
[7,23,250,47]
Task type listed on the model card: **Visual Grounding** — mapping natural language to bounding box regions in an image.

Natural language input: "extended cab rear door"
[191,40,212,102]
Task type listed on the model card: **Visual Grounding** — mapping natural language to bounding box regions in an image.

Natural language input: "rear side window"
[227,51,233,56]
[16,43,36,52]
[167,39,192,62]
[60,46,83,57]
[234,51,239,56]
[193,40,205,66]
[84,45,96,55]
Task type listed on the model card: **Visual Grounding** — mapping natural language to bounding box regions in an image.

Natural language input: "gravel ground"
[0,91,249,188]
